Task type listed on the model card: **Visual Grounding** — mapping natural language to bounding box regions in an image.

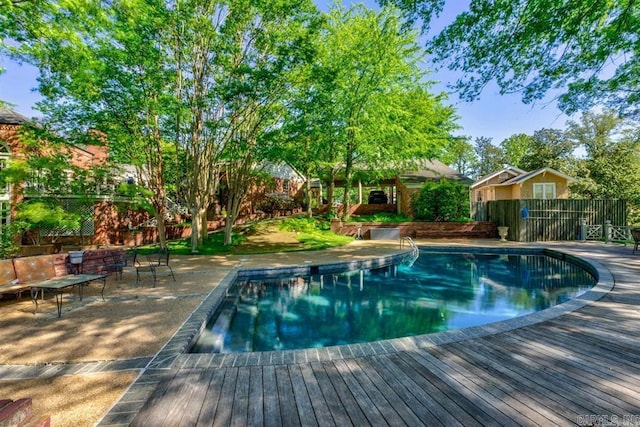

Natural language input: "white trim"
[533,182,556,199]
[471,166,526,189]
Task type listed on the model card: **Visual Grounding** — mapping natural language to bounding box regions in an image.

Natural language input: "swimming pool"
[191,249,596,353]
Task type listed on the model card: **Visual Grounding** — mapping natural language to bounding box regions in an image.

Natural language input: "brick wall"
[332,221,497,239]
[315,203,396,216]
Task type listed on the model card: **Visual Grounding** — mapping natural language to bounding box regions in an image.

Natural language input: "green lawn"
[136,216,353,255]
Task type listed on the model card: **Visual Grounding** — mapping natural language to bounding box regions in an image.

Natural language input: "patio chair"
[135,248,175,287]
[103,250,137,280]
[631,228,640,254]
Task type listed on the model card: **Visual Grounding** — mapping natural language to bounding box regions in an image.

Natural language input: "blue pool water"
[191,251,596,353]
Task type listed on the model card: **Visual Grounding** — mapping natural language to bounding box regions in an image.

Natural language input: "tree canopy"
[381,0,640,117]
[1,1,458,247]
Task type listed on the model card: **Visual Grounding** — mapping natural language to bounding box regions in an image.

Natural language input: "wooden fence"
[472,199,627,242]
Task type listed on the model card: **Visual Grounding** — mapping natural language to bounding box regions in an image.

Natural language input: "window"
[533,183,556,199]
[0,141,9,196]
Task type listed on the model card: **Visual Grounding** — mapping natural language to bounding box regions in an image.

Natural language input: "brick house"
[0,107,144,249]
[0,108,305,249]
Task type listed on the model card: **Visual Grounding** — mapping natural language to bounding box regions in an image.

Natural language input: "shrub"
[257,193,297,214]
[412,179,470,221]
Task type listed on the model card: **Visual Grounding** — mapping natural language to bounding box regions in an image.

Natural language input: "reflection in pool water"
[191,251,596,353]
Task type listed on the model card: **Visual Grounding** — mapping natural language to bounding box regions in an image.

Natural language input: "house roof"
[0,107,30,125]
[261,160,305,183]
[399,159,472,184]
[500,167,577,185]
[471,166,527,189]
[472,166,577,189]
[308,159,471,188]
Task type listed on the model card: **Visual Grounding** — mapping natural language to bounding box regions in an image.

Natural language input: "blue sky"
[0,0,572,144]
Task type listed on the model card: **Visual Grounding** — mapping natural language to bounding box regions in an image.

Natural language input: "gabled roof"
[471,166,526,189]
[260,160,305,182]
[473,166,577,189]
[0,107,30,125]
[399,159,472,184]
[500,167,576,185]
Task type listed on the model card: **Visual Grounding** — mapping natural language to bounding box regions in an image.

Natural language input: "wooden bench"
[13,256,106,318]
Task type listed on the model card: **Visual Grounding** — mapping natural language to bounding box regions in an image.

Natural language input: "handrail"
[400,236,419,267]
[400,236,418,252]
[400,236,419,254]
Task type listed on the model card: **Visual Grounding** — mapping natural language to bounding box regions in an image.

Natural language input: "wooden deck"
[119,244,640,426]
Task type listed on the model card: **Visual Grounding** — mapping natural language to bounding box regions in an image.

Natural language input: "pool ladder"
[400,236,419,267]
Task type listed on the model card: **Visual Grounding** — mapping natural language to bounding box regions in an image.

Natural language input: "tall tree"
[500,133,533,169]
[382,0,640,117]
[519,128,575,172]
[213,0,318,245]
[441,136,479,178]
[567,110,640,204]
[474,137,503,177]
[319,5,454,220]
[4,0,176,248]
[171,0,231,252]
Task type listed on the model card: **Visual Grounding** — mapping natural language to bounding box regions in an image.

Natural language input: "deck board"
[213,366,237,426]
[175,370,212,427]
[489,333,634,414]
[321,360,371,426]
[476,335,622,416]
[230,367,250,427]
[447,340,579,424]
[456,337,601,419]
[344,357,420,426]
[401,350,518,427]
[275,365,300,427]
[508,330,640,399]
[431,343,566,426]
[288,365,318,427]
[195,367,226,426]
[309,362,350,426]
[363,355,449,426]
[391,351,496,426]
[262,365,282,427]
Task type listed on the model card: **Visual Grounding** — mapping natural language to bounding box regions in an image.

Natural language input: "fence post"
[604,220,612,243]
[580,218,586,242]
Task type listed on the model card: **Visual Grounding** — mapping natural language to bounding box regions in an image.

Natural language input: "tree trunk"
[224,192,242,246]
[327,169,336,217]
[190,206,199,253]
[199,208,208,242]
[305,169,312,218]
[342,149,353,221]
[154,205,168,249]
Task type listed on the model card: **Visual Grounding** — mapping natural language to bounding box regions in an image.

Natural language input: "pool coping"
[146,245,614,370]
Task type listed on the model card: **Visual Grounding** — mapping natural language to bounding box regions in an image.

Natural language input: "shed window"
[533,183,556,199]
